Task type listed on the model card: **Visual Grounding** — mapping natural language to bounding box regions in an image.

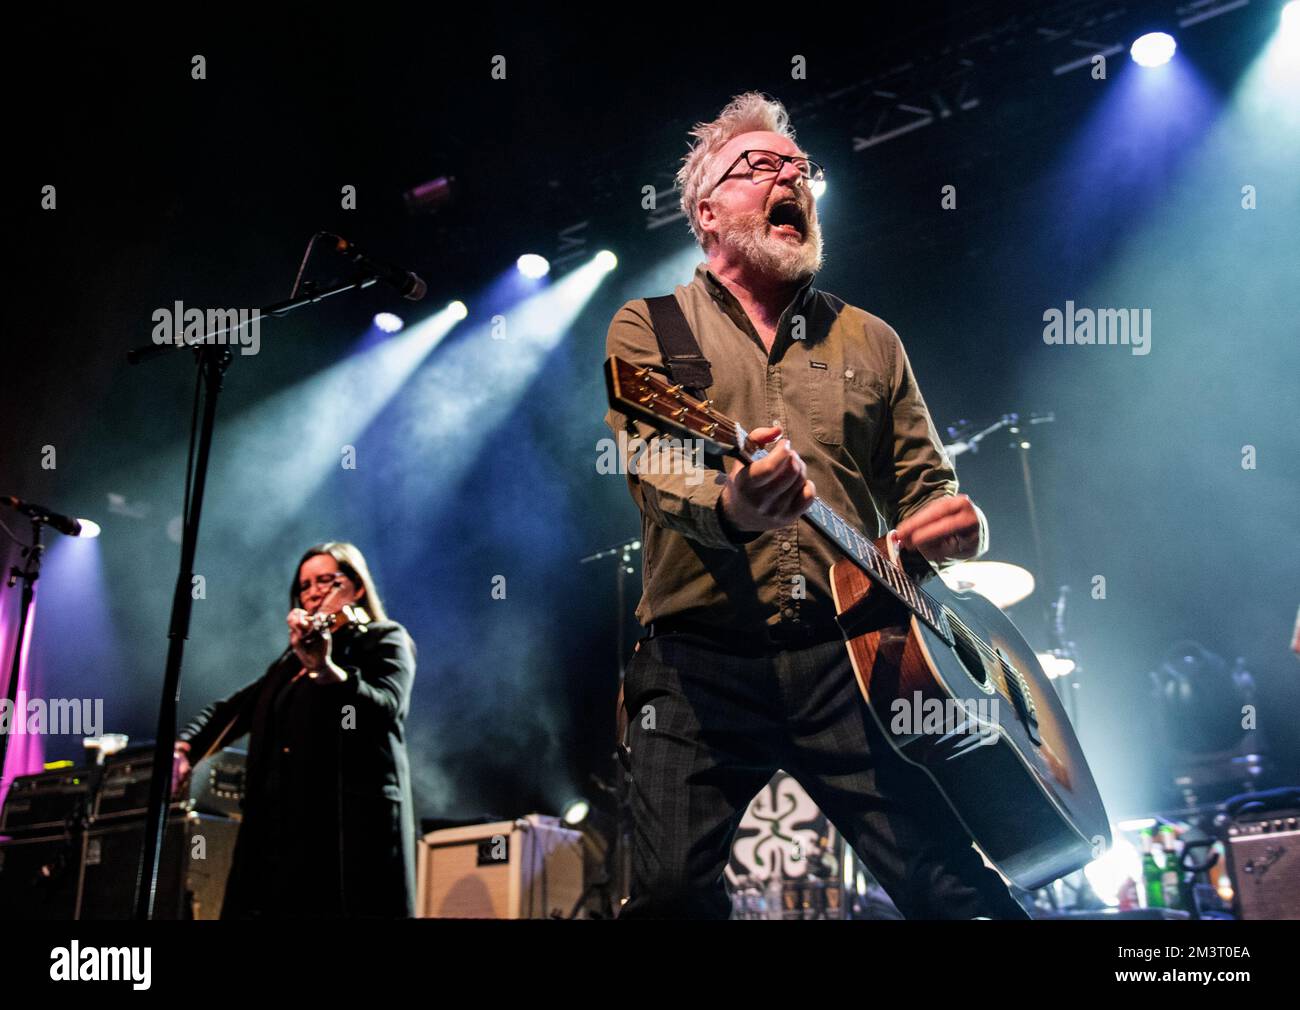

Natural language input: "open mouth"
[767,198,806,239]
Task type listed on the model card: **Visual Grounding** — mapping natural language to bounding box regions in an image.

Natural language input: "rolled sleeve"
[871,322,960,528]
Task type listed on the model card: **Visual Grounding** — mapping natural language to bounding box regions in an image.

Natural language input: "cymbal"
[938,561,1035,610]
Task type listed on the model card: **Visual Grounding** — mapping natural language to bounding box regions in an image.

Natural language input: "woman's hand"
[171,740,192,799]
[288,608,330,669]
[287,609,347,684]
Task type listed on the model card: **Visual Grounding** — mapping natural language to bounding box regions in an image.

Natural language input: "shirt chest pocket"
[808,362,878,446]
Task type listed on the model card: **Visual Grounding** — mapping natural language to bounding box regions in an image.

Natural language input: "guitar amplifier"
[79,812,238,919]
[0,767,93,835]
[93,745,167,820]
[1225,808,1300,920]
[0,813,238,920]
[0,832,83,919]
[190,747,246,819]
[416,814,584,919]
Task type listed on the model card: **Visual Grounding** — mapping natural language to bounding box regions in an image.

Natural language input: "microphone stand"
[578,536,642,681]
[125,269,386,920]
[946,411,1079,720]
[1,519,46,789]
[1006,417,1082,722]
[577,535,642,911]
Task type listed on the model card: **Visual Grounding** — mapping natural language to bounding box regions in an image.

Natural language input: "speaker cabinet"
[0,832,82,919]
[416,814,583,919]
[1226,808,1300,920]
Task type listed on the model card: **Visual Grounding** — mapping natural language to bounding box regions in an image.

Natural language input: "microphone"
[319,233,427,301]
[1,496,98,537]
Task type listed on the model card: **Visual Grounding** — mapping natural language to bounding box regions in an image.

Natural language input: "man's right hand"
[720,425,817,532]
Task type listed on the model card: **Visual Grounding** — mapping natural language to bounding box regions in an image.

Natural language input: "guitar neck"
[802,497,949,638]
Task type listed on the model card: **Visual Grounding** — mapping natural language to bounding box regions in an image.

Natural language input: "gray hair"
[676,92,797,250]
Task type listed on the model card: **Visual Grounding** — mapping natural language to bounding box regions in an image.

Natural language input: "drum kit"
[939,410,1083,684]
[936,560,1076,679]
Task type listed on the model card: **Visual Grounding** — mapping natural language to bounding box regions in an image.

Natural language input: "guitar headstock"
[604,356,749,460]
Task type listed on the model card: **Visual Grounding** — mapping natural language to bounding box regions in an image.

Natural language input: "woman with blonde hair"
[173,542,417,918]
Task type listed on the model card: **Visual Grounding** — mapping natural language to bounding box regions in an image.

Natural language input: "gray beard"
[716,207,824,283]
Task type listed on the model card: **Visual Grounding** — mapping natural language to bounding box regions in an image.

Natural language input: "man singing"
[604,92,1028,919]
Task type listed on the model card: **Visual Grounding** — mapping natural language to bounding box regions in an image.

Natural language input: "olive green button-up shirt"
[604,262,978,639]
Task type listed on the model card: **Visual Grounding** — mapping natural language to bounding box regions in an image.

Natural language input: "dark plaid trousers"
[617,631,1030,920]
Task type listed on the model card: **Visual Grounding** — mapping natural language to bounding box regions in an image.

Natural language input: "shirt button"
[780,541,791,552]
[844,368,855,379]
[767,365,776,374]
[782,607,795,619]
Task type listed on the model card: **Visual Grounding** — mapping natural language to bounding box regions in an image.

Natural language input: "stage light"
[1083,832,1141,907]
[516,254,550,279]
[561,798,590,825]
[195,302,466,549]
[388,255,618,516]
[448,300,468,321]
[373,312,405,334]
[810,177,827,199]
[594,250,618,272]
[76,518,102,539]
[1283,0,1300,53]
[1131,32,1177,68]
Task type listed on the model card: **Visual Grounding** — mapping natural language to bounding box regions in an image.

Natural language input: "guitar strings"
[816,500,1024,679]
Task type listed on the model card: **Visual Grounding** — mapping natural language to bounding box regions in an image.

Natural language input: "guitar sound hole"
[949,617,989,688]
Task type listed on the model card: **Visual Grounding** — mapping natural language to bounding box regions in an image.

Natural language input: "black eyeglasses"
[706,150,825,197]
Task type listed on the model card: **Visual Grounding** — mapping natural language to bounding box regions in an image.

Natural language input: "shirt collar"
[694,262,817,314]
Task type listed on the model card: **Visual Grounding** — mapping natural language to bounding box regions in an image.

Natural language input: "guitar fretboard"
[804,497,951,640]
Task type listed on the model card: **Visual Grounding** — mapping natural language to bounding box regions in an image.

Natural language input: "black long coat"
[179,620,417,918]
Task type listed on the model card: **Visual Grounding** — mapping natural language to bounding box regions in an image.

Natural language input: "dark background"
[2,3,1297,825]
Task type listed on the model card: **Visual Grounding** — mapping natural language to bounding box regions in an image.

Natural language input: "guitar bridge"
[997,647,1040,745]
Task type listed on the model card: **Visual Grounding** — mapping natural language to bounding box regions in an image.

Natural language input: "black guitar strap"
[645,294,712,394]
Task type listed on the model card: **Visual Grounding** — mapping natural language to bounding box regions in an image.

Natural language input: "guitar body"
[830,548,1110,891]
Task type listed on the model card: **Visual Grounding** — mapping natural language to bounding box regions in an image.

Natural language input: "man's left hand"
[892,494,983,562]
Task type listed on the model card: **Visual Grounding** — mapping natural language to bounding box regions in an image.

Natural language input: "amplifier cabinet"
[0,832,82,919]
[0,813,238,919]
[1225,809,1300,920]
[0,768,92,835]
[416,814,583,919]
